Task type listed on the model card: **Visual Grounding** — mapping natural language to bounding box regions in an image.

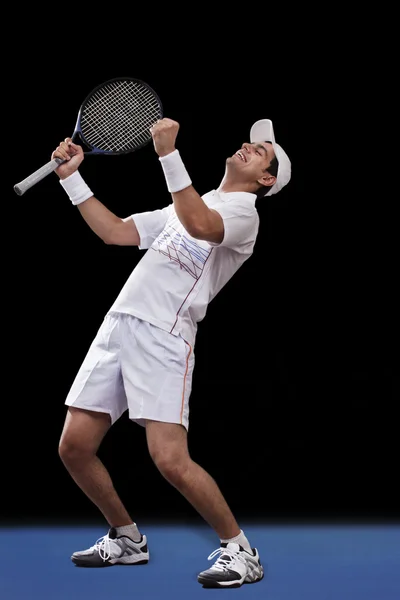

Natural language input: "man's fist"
[51,138,84,180]
[150,118,179,157]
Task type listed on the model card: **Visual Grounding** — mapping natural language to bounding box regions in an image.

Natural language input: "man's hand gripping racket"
[13,77,163,196]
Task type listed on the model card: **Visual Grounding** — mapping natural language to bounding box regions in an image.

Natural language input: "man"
[53,117,291,588]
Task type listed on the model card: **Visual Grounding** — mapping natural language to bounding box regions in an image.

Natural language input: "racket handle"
[13,157,66,196]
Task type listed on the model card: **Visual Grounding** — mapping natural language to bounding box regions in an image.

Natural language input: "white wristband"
[59,171,93,206]
[159,149,192,193]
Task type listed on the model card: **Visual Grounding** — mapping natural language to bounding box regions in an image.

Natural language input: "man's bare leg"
[145,420,241,540]
[58,407,133,527]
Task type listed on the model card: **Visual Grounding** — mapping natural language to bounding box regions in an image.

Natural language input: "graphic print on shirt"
[151,214,211,280]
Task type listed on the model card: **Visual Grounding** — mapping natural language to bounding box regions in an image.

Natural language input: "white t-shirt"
[108,189,259,346]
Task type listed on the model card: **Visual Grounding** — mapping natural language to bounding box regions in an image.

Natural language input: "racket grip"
[13,157,66,196]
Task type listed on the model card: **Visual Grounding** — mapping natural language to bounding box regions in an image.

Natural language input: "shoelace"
[207,547,247,572]
[92,534,112,561]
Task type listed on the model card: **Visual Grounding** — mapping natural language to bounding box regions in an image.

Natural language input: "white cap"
[250,119,291,196]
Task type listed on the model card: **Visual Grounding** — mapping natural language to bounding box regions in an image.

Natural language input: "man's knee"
[58,407,111,464]
[146,421,190,483]
[151,447,189,483]
[58,435,92,464]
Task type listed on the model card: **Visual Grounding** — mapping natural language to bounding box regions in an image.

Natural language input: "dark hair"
[256,141,279,199]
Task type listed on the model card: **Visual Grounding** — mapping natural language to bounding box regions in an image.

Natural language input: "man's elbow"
[103,226,119,245]
[192,210,224,243]
[106,218,141,246]
[103,236,115,245]
[190,222,224,244]
[184,216,204,239]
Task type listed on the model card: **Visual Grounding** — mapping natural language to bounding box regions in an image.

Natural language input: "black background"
[3,47,399,528]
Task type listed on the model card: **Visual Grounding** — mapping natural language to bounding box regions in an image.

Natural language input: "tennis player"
[53,117,291,588]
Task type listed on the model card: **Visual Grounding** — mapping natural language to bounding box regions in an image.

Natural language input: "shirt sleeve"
[210,198,260,251]
[128,204,174,250]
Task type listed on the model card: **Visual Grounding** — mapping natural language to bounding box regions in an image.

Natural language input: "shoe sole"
[198,568,264,588]
[71,557,149,568]
[198,576,245,588]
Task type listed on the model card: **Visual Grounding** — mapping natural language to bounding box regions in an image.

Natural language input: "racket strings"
[81,80,161,152]
[91,83,158,145]
[84,82,158,149]
[84,81,159,148]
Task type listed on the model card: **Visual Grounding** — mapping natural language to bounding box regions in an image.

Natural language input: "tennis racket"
[14,76,163,196]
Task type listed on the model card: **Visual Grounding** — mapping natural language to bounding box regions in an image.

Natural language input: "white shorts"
[65,312,194,430]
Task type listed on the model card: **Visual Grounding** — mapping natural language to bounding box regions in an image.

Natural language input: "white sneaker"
[197,542,265,588]
[71,527,149,567]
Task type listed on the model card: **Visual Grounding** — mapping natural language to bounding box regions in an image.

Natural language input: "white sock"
[115,523,141,542]
[220,529,252,553]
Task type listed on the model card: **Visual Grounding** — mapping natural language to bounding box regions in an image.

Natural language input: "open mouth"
[235,150,246,162]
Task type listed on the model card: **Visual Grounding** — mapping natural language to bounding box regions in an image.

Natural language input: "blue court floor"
[1,522,399,599]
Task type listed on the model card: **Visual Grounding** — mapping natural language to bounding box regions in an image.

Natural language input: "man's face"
[227,141,276,190]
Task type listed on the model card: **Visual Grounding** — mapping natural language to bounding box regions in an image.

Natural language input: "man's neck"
[218,176,255,195]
